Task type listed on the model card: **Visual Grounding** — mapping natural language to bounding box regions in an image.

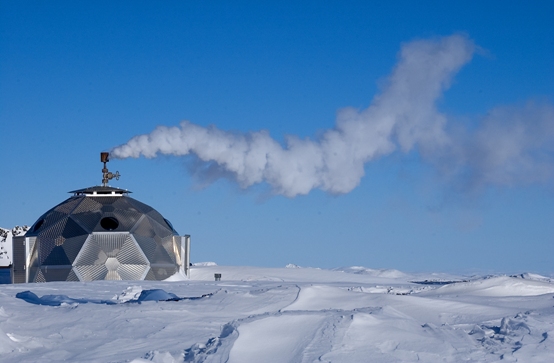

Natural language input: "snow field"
[0,265,553,362]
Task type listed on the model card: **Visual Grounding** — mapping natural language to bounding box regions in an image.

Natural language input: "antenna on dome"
[101,152,120,187]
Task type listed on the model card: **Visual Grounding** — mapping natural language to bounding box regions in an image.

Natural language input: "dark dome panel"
[73,211,103,233]
[27,210,68,237]
[62,217,89,239]
[152,243,175,264]
[38,237,58,264]
[160,235,179,264]
[150,265,177,280]
[101,205,115,213]
[62,234,89,262]
[147,216,174,239]
[125,197,155,214]
[146,210,177,234]
[38,217,69,240]
[67,269,80,282]
[132,216,156,238]
[144,268,156,280]
[30,219,46,234]
[163,218,177,234]
[72,197,103,214]
[54,197,82,214]
[133,235,158,262]
[34,270,46,283]
[41,266,72,282]
[41,245,71,266]
[112,208,143,230]
[113,197,143,213]
[94,197,120,206]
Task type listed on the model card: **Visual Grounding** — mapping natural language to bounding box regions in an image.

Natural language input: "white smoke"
[110,34,554,197]
[455,102,554,188]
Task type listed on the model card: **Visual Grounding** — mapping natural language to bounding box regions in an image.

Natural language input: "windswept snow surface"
[0,266,553,362]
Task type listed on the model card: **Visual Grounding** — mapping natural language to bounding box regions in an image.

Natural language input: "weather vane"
[100,152,120,187]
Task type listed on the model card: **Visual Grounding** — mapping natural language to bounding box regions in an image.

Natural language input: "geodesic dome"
[24,186,183,282]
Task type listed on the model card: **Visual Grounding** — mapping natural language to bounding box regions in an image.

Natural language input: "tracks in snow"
[182,284,381,363]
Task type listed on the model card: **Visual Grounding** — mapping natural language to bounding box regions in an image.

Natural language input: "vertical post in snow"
[25,237,36,283]
[182,235,190,278]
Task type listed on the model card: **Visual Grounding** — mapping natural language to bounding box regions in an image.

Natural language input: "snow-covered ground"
[1,265,553,362]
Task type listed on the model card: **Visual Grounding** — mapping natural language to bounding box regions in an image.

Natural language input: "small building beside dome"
[10,153,190,283]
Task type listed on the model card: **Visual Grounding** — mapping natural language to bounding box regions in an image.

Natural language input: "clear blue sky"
[1,1,553,274]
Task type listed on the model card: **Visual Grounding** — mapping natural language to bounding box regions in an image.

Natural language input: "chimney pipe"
[101,152,110,163]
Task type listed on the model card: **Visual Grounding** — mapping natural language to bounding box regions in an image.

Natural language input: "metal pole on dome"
[100,152,120,187]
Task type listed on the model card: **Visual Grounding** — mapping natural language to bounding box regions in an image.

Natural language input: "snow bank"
[427,276,554,297]
[192,262,218,267]
[333,266,408,279]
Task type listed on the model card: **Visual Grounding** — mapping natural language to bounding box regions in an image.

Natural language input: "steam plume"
[110,34,554,196]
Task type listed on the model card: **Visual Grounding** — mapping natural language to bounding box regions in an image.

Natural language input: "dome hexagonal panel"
[74,264,108,281]
[117,264,150,280]
[73,233,150,281]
